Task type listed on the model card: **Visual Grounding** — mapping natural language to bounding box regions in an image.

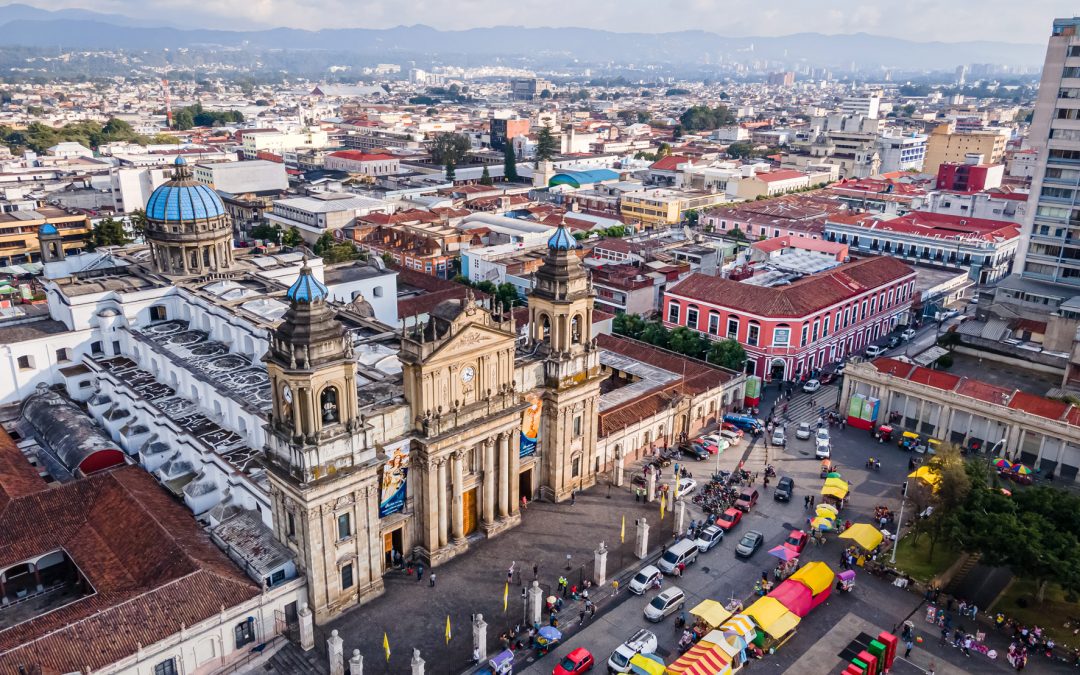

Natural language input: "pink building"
[663,256,917,381]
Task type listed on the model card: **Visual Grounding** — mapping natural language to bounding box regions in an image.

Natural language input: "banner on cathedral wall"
[379,445,409,518]
[520,392,542,458]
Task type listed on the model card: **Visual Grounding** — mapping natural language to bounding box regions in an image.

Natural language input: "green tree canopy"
[87,217,130,251]
[707,339,747,370]
[428,132,472,166]
[479,165,493,185]
[534,126,558,166]
[281,226,303,247]
[503,143,519,182]
[679,104,737,133]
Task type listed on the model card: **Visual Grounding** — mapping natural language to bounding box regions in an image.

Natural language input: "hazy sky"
[23,0,1076,43]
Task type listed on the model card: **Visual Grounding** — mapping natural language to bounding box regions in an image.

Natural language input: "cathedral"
[0,156,742,632]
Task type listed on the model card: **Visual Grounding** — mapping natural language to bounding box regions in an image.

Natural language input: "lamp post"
[890,479,908,565]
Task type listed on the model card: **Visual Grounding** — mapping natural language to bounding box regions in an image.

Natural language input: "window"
[726,317,739,339]
[811,320,819,342]
[860,300,867,321]
[773,325,790,346]
[572,455,581,478]
[667,301,680,324]
[149,306,167,322]
[800,324,809,346]
[337,513,351,541]
[685,306,699,330]
[747,323,760,347]
[573,415,582,437]
[235,619,256,649]
[55,348,72,363]
[153,659,178,675]
[341,563,354,589]
[91,341,103,355]
[286,512,296,538]
[822,316,830,337]
[707,313,720,335]
[372,286,384,297]
[17,355,33,370]
[112,341,121,355]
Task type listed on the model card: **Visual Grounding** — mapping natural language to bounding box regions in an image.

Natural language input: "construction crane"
[161,78,173,129]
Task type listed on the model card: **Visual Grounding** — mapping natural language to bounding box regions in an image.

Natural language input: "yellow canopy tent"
[820,484,848,499]
[908,465,942,490]
[745,596,800,639]
[823,477,848,492]
[789,561,835,595]
[689,599,732,628]
[629,653,667,675]
[838,523,884,551]
[815,503,839,519]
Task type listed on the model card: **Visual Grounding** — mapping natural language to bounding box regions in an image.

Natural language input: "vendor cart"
[837,569,856,593]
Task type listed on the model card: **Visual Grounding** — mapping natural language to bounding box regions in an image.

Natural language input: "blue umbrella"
[538,626,562,642]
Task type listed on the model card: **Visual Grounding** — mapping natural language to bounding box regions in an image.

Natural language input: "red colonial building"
[663,256,917,381]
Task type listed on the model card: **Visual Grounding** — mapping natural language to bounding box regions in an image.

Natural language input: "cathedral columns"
[451,451,465,543]
[497,434,509,518]
[482,438,496,526]
[423,460,439,553]
[437,459,449,548]
[509,431,521,515]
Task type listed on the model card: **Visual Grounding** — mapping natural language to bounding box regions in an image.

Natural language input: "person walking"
[904,637,914,658]
[533,563,539,580]
[416,564,424,581]
[571,490,576,506]
[429,572,437,587]
[579,609,587,626]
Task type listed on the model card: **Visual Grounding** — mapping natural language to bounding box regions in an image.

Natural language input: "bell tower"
[38,223,65,264]
[263,260,385,623]
[529,225,603,502]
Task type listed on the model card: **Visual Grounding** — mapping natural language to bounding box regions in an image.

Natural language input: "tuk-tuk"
[925,438,941,456]
[877,425,894,442]
[837,569,855,593]
[898,431,920,451]
[820,459,833,479]
[483,649,514,675]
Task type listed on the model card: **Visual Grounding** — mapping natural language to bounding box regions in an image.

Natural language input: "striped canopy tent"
[665,640,730,675]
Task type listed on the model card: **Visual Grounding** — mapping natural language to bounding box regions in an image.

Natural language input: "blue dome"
[146,182,225,222]
[174,156,187,166]
[39,223,59,235]
[287,264,329,304]
[547,225,579,251]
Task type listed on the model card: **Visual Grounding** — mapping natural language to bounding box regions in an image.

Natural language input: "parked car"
[796,423,812,440]
[716,507,743,532]
[720,423,744,437]
[771,426,786,447]
[734,531,765,558]
[802,379,821,393]
[865,344,885,358]
[695,525,725,552]
[774,476,794,502]
[819,372,837,385]
[901,328,917,341]
[815,438,831,459]
[723,414,762,433]
[658,539,699,574]
[554,647,595,675]
[607,629,658,674]
[815,428,830,443]
[676,478,698,499]
[684,444,710,461]
[734,487,759,512]
[644,587,685,622]
[719,429,742,446]
[784,529,809,554]
[627,565,662,595]
[886,336,901,349]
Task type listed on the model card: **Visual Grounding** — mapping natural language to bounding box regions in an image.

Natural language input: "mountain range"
[0,3,1046,70]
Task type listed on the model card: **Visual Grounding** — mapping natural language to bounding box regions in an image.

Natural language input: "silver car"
[643,586,685,622]
[695,525,724,552]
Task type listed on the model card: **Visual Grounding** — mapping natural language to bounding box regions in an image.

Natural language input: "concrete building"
[194,159,289,193]
[0,206,92,266]
[935,157,1005,192]
[266,193,392,244]
[877,131,928,173]
[923,123,1009,174]
[620,189,730,228]
[239,128,330,161]
[510,77,552,101]
[841,94,882,119]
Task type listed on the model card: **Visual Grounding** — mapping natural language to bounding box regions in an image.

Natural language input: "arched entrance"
[769,358,786,382]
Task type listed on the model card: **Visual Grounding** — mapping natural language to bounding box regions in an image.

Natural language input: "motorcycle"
[865,458,881,471]
[764,465,776,479]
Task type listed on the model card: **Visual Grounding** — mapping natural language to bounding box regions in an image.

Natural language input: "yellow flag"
[445,615,451,644]
[383,632,390,661]
[660,492,666,520]
[620,515,626,543]
[503,581,509,612]
[675,478,680,500]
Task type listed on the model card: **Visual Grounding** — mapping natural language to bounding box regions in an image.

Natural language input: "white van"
[658,538,699,574]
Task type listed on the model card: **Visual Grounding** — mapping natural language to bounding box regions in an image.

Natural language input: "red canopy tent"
[768,579,814,617]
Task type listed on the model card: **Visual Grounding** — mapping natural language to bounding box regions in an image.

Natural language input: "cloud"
[23,0,1074,43]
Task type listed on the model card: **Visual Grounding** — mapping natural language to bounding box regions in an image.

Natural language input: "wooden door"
[463,488,478,535]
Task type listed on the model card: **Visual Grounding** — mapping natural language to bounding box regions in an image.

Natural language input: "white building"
[240,128,330,160]
[841,93,882,119]
[194,159,290,193]
[266,192,392,243]
[877,131,928,173]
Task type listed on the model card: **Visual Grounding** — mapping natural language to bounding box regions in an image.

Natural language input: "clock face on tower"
[461,366,475,383]
[283,384,293,404]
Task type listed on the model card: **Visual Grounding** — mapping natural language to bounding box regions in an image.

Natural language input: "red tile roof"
[1008,391,1070,421]
[649,155,693,171]
[755,169,806,183]
[827,210,1020,243]
[954,378,1014,406]
[667,256,915,318]
[0,430,259,674]
[328,150,397,162]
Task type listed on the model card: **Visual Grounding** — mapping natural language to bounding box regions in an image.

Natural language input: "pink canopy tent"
[768,579,814,617]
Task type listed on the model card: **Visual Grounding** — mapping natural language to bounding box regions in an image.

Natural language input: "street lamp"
[890,479,908,565]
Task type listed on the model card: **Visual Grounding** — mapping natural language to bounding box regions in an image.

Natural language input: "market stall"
[745,596,801,648]
[839,523,884,552]
[689,599,733,638]
[770,561,834,616]
[665,640,732,675]
[820,477,849,508]
[629,653,666,675]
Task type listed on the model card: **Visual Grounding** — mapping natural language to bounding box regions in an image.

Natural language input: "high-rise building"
[1013,17,1080,290]
[840,93,881,119]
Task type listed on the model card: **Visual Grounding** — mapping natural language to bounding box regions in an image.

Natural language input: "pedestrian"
[589,602,596,618]
[472,646,481,665]
[571,489,576,505]
[429,572,436,587]
[963,635,973,657]
[533,563,539,580]
[927,660,936,675]
[612,579,619,595]
[416,564,424,581]
[804,495,810,509]
[809,495,815,507]
[521,495,528,510]
[905,638,914,658]
[579,609,586,625]
[763,475,770,488]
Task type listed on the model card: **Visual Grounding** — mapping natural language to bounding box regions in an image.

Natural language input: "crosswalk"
[763,385,843,428]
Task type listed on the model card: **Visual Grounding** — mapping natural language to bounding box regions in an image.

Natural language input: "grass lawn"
[891,534,958,583]
[993,579,1080,645]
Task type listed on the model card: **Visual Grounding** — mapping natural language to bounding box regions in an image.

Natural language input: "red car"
[716,508,743,532]
[783,529,808,554]
[554,647,594,675]
[720,423,744,437]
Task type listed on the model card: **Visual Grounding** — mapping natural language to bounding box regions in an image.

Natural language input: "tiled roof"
[649,155,692,171]
[667,257,914,318]
[328,150,397,162]
[0,434,259,673]
[755,169,806,183]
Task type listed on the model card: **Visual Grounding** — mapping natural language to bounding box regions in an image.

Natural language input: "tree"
[479,165,493,186]
[428,132,471,166]
[281,226,303,248]
[250,222,282,244]
[657,143,671,158]
[503,143,519,182]
[612,313,647,339]
[127,209,148,241]
[445,160,456,182]
[669,327,708,358]
[534,126,558,166]
[495,282,520,308]
[679,105,736,133]
[639,321,669,349]
[172,108,195,131]
[683,209,700,227]
[539,89,552,99]
[87,217,129,251]
[729,226,747,242]
[707,339,747,370]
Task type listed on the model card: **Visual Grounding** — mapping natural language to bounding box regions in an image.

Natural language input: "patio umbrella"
[810,516,834,531]
[1014,464,1032,475]
[994,459,1013,470]
[816,503,839,519]
[546,595,557,605]
[827,471,843,479]
[769,545,799,561]
[537,626,562,642]
[838,523,884,551]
